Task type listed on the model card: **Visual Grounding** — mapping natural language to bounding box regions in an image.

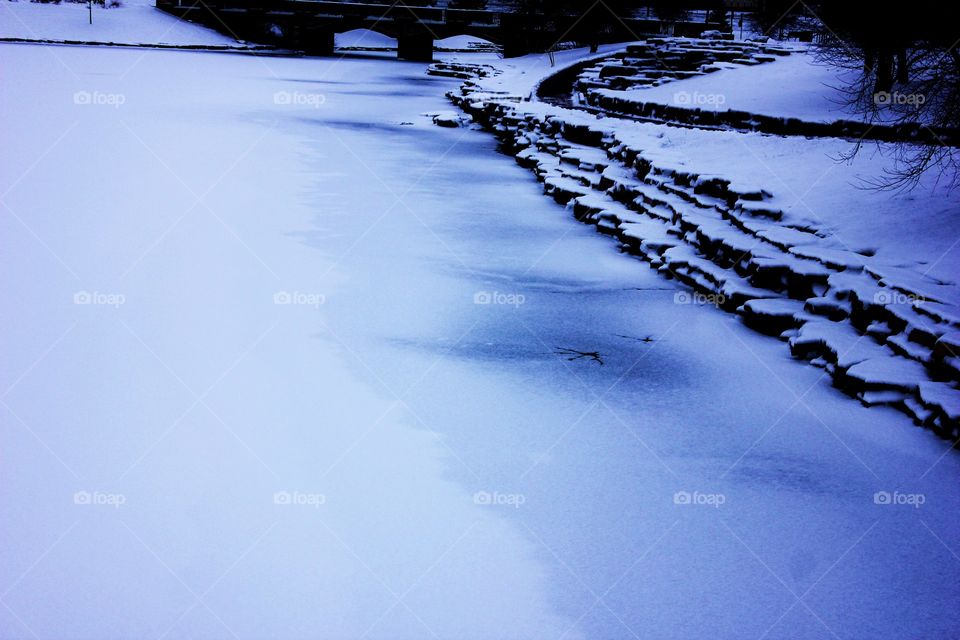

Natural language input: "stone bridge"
[156,0,727,61]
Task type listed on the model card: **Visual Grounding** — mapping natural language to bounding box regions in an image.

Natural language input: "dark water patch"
[389,336,557,365]
[298,118,440,137]
[336,89,439,98]
[724,453,860,497]
[273,77,356,86]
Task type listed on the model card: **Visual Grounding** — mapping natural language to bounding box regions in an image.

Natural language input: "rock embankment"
[433,57,960,440]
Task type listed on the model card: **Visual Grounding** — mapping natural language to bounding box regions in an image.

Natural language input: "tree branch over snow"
[809,0,960,191]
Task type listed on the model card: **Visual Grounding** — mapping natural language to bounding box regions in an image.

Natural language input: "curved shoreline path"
[2,44,959,638]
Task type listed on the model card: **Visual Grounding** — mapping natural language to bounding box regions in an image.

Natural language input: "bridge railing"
[293,1,446,21]
[445,8,499,26]
[175,0,500,26]
[298,1,500,26]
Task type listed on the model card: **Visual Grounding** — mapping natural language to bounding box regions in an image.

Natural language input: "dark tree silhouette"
[749,0,803,39]
[651,1,690,24]
[508,0,646,53]
[811,0,960,190]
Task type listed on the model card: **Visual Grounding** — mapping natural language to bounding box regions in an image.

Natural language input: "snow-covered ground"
[602,49,864,123]
[435,34,497,52]
[335,28,397,50]
[0,0,244,46]
[609,120,959,289]
[3,12,960,640]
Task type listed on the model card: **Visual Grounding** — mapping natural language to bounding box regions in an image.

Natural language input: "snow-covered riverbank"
[0,0,245,46]
[2,34,960,640]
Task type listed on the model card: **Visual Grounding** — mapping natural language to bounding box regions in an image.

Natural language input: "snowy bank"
[436,46,960,437]
[0,0,249,47]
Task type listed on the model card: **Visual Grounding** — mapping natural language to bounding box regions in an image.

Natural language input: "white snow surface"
[335,28,397,50]
[0,0,243,46]
[435,34,495,50]
[2,38,960,640]
[602,49,865,123]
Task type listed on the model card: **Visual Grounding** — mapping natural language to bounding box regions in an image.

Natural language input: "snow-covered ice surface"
[0,0,245,46]
[3,37,960,640]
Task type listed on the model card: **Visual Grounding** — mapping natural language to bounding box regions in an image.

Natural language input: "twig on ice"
[555,347,604,366]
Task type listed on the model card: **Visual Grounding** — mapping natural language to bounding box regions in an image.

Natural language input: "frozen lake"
[2,44,959,639]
